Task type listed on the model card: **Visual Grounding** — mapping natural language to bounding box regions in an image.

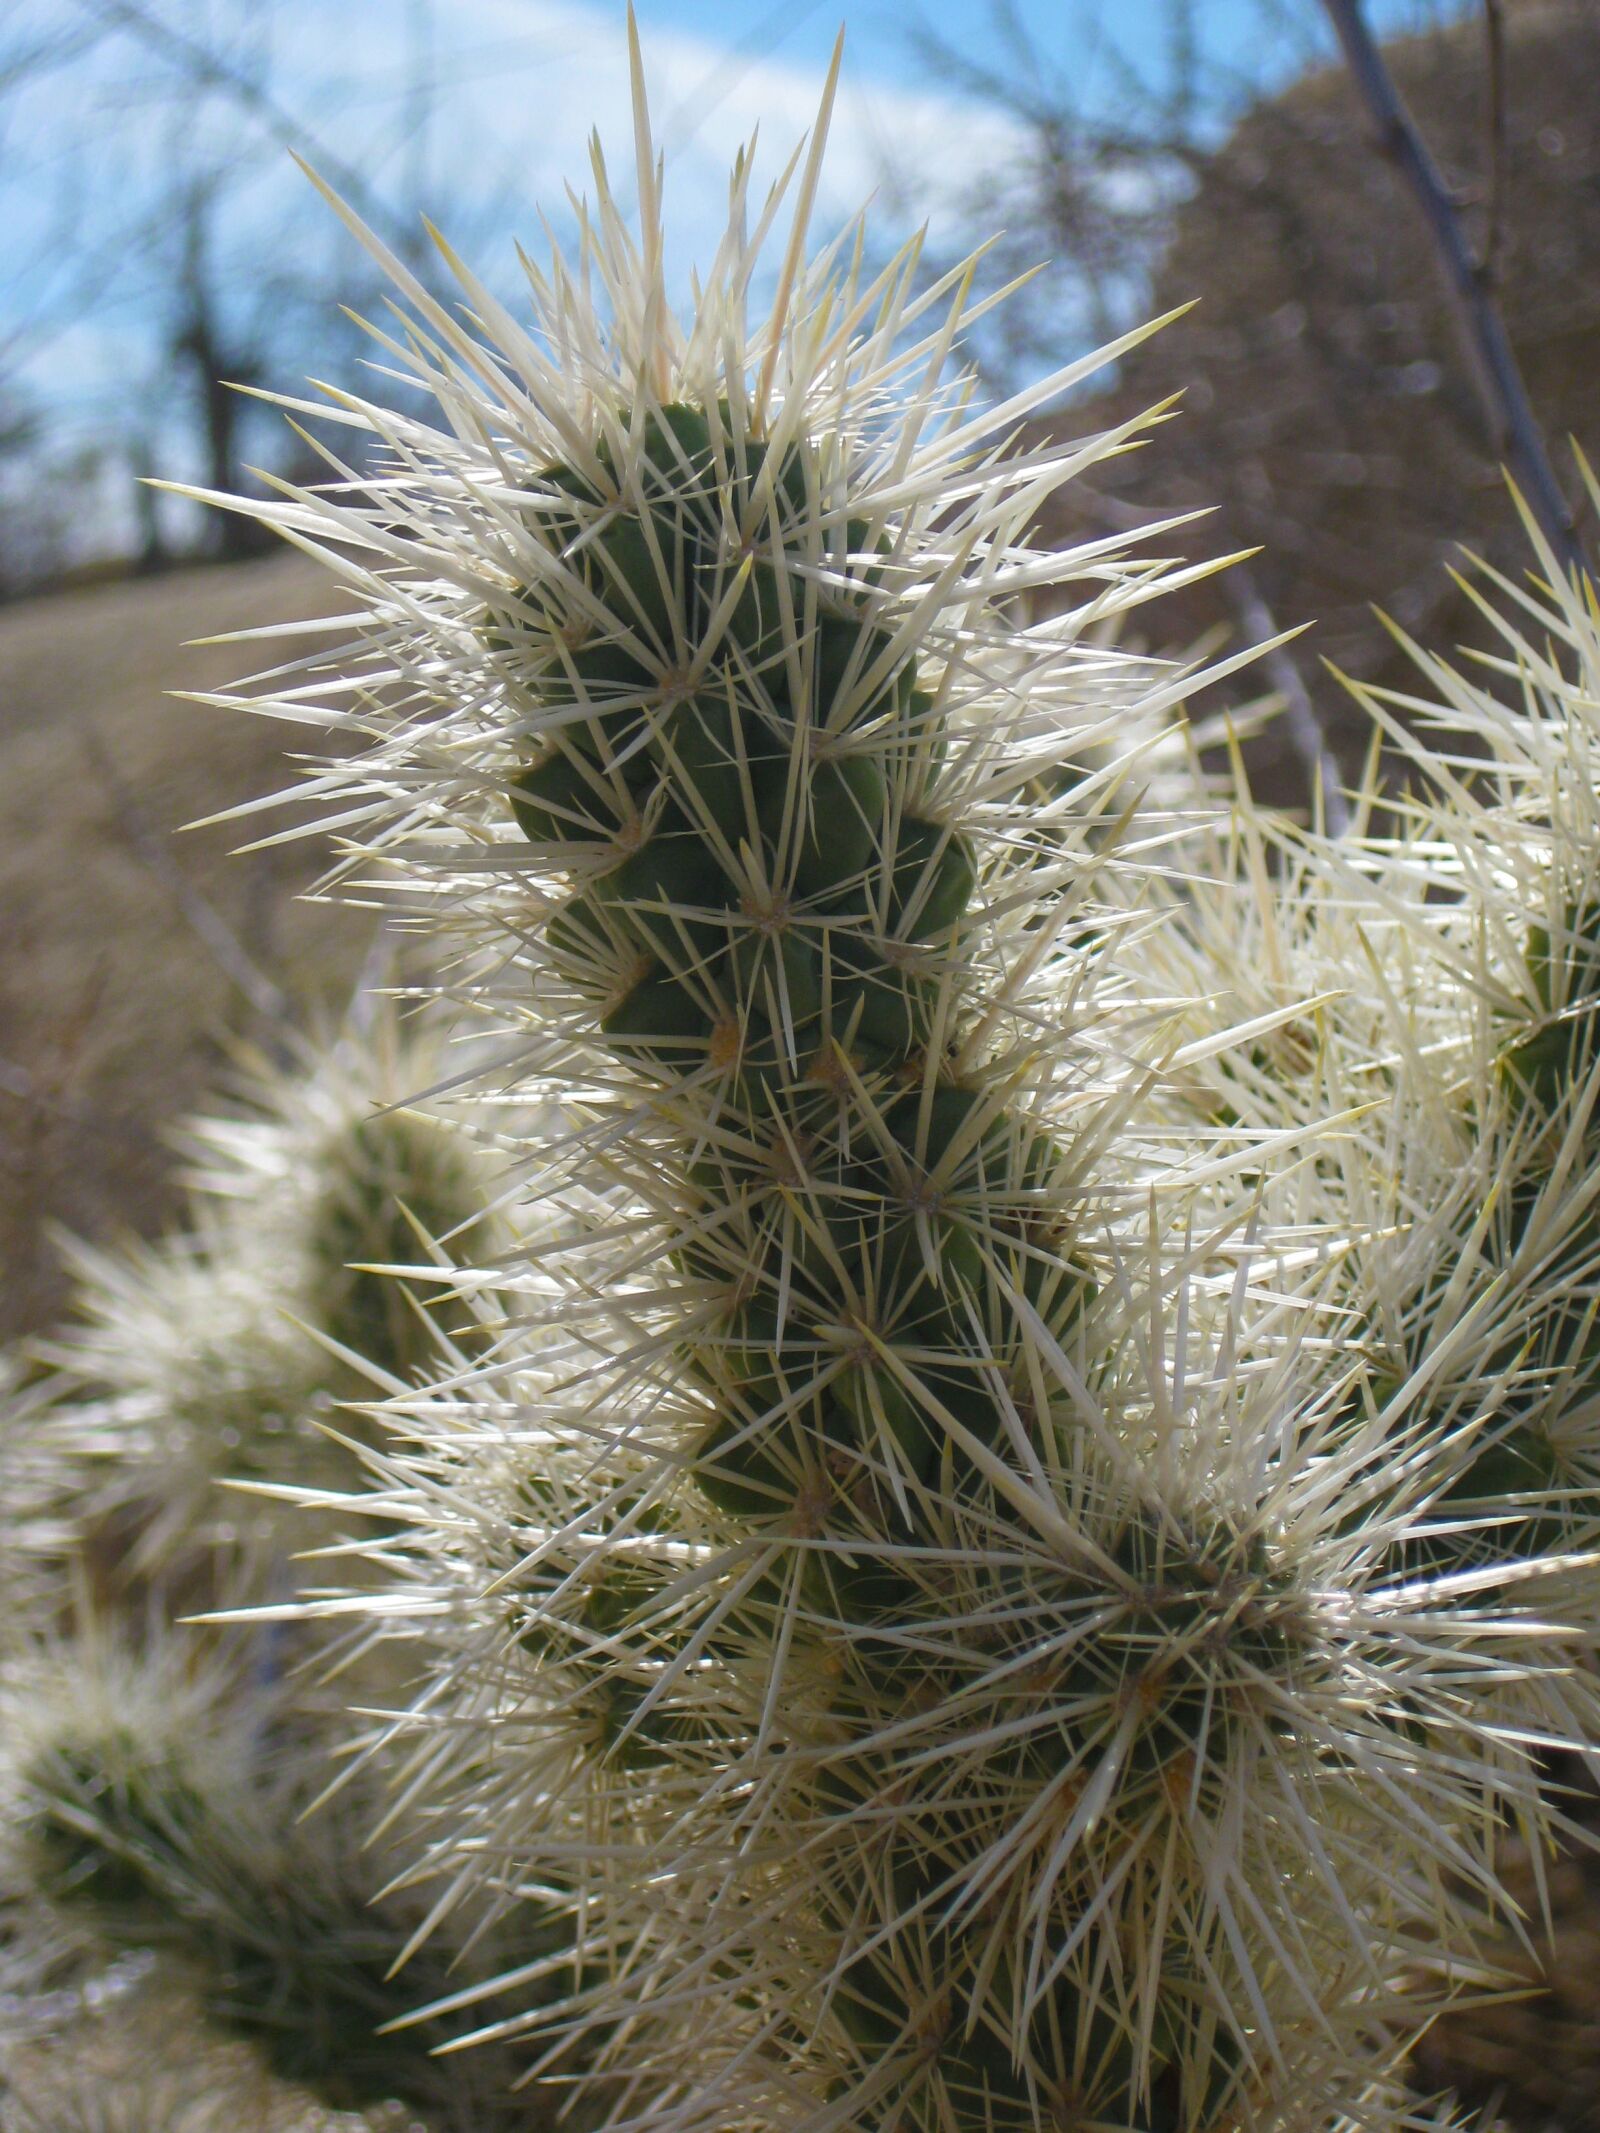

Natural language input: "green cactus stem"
[479,385,1276,2125]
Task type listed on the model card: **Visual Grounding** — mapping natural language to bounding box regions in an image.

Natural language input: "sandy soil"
[0,558,374,1339]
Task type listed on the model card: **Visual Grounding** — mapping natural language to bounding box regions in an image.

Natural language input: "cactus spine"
[0,1006,549,2125]
[184,32,1600,2133]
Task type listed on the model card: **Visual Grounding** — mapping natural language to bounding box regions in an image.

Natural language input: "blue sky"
[629,0,1406,95]
[0,0,1464,555]
[5,0,1460,382]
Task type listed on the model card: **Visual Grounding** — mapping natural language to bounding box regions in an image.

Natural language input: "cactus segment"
[305,1110,487,1379]
[758,752,887,900]
[1502,901,1600,1112]
[601,968,713,1067]
[600,402,716,498]
[833,1353,939,1482]
[1439,1421,1566,1516]
[889,818,978,939]
[843,516,893,586]
[535,632,658,705]
[829,948,940,1056]
[510,747,626,846]
[658,691,755,846]
[531,637,660,780]
[584,510,688,652]
[718,554,789,677]
[23,1738,207,1914]
[1527,898,1600,1011]
[1012,1238,1095,1345]
[728,930,822,1046]
[815,1751,1245,2132]
[509,1549,723,1767]
[810,613,914,731]
[1416,904,1600,1563]
[1084,1519,1302,1775]
[692,1408,802,1518]
[1502,1020,1590,1112]
[481,470,595,646]
[590,831,732,972]
[1387,1367,1588,1574]
[679,420,810,671]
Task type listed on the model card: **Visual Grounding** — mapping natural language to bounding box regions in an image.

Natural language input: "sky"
[0,0,1464,559]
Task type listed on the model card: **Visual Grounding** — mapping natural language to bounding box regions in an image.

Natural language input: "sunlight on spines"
[143,16,1600,2132]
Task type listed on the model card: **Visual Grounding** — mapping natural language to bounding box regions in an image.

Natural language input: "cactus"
[180,1010,503,1386]
[0,1635,557,2127]
[0,1353,104,1653]
[180,31,1600,2133]
[21,999,503,1588]
[1129,567,1600,1587]
[0,1001,554,2125]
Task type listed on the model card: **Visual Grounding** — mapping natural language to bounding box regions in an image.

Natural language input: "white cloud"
[2,0,1045,456]
[276,0,1034,275]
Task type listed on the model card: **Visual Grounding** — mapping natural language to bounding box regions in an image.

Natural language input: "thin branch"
[1063,478,1348,831]
[75,0,418,258]
[1227,562,1351,834]
[1319,0,1586,578]
[1480,0,1507,285]
[0,20,104,95]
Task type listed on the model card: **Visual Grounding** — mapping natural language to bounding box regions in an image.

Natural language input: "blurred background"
[4,4,1600,2123]
[6,0,1597,1309]
[11,0,1577,595]
[12,0,1598,1324]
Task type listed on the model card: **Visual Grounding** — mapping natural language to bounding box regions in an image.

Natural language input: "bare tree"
[912,0,1599,806]
[0,0,528,593]
[170,180,270,560]
[1320,0,1584,575]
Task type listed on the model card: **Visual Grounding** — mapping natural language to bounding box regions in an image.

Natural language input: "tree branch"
[1480,0,1507,284]
[1227,562,1351,834]
[1319,0,1586,578]
[76,0,417,258]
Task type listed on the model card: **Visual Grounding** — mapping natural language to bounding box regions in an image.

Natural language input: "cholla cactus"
[0,991,567,2123]
[0,1353,113,1649]
[0,1632,552,2127]
[1124,519,1600,1585]
[24,998,504,1584]
[180,1005,507,1383]
[0,995,564,2126]
[182,28,1600,2133]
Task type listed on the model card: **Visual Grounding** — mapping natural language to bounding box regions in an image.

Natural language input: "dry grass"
[0,557,373,1341]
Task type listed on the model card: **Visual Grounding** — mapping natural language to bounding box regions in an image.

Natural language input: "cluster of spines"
[475,381,1306,2133]
[168,56,1600,2131]
[1128,778,1600,1588]
[1,1643,548,2125]
[484,1392,1424,2133]
[1392,893,1600,1564]
[1330,885,1600,1571]
[22,1014,500,1586]
[302,1099,492,1383]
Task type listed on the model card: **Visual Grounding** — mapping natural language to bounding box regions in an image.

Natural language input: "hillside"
[1050,0,1600,804]
[0,557,373,1340]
